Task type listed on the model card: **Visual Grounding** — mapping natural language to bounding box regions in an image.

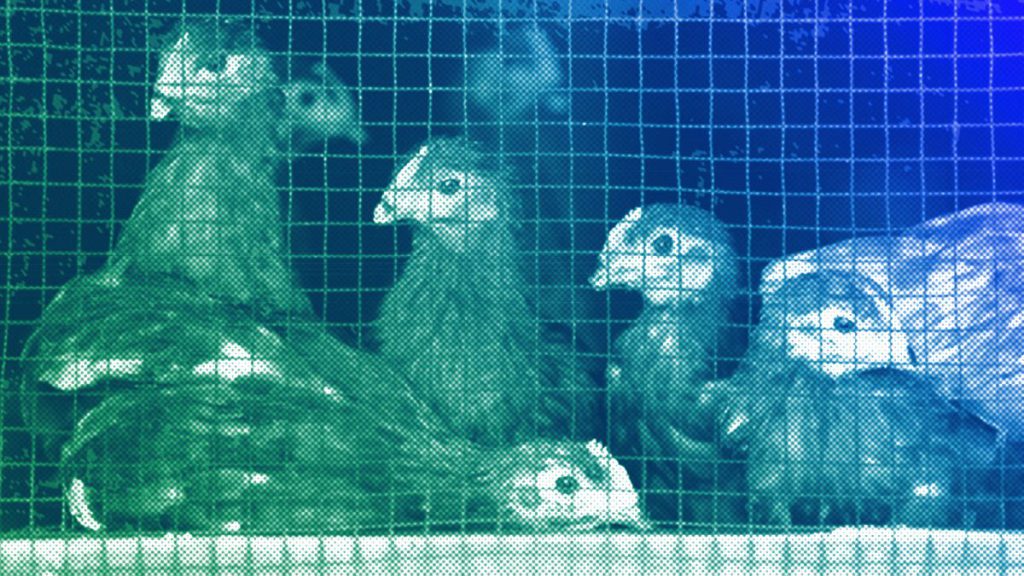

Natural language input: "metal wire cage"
[3,0,1024,573]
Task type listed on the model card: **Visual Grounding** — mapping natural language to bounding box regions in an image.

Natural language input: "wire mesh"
[3,0,1024,573]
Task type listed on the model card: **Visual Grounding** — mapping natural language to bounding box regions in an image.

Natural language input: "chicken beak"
[373,192,397,224]
[588,260,611,289]
[150,96,173,120]
[589,256,641,290]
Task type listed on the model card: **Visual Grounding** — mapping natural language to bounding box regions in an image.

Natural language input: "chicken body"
[61,325,648,534]
[724,271,998,528]
[589,204,744,527]
[372,138,598,446]
[104,18,364,318]
[760,202,1024,440]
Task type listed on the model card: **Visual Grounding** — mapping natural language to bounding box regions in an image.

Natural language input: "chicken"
[588,204,745,527]
[279,61,367,148]
[17,18,351,434]
[371,137,598,446]
[15,18,366,525]
[60,329,648,533]
[723,271,999,527]
[103,18,364,317]
[760,202,1024,440]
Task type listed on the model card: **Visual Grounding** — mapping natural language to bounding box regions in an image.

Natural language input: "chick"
[60,334,648,533]
[372,137,598,446]
[589,204,744,527]
[724,271,998,528]
[18,19,366,434]
[760,202,1024,441]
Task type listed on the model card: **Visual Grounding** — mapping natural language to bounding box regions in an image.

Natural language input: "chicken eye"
[438,178,461,196]
[651,234,674,255]
[555,475,580,495]
[833,316,856,334]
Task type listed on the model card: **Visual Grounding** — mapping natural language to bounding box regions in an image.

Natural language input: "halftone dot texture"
[3,0,1024,573]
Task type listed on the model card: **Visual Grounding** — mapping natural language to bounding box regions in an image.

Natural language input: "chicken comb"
[149,21,276,122]
[603,207,643,251]
[584,438,610,460]
[584,440,632,492]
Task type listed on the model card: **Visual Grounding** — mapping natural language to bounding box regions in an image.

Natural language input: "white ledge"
[1,528,1021,575]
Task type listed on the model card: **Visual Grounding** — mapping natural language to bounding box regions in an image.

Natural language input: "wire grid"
[3,0,1024,572]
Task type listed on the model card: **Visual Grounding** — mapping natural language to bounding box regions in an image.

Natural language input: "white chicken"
[760,202,1024,440]
[722,271,999,527]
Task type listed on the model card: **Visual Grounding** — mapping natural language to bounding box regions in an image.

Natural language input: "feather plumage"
[103,18,364,317]
[99,131,312,316]
[101,19,299,315]
[372,138,598,446]
[19,275,273,448]
[760,202,1024,439]
[723,271,999,527]
[589,204,745,527]
[60,325,648,533]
